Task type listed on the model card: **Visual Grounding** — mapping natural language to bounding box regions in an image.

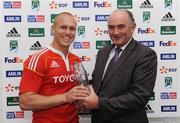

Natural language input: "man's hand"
[80,85,99,109]
[64,85,89,103]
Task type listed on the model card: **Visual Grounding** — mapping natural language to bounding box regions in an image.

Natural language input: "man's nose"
[65,28,70,34]
[114,27,119,34]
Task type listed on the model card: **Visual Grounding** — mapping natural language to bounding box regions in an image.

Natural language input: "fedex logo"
[159,41,176,46]
[94,1,111,8]
[5,57,23,63]
[138,28,155,34]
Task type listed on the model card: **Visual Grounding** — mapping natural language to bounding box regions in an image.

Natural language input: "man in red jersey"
[19,12,89,123]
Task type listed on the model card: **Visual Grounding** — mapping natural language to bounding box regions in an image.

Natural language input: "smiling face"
[51,13,77,51]
[108,10,136,47]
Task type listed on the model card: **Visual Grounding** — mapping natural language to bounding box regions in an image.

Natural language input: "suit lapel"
[96,45,114,93]
[101,39,136,89]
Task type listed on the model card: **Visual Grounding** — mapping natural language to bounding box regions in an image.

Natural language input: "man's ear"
[51,25,55,35]
[132,23,136,29]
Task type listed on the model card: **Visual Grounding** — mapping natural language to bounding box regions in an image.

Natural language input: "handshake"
[64,62,99,111]
[64,84,99,111]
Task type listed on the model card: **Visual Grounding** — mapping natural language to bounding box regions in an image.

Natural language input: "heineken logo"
[28,28,45,37]
[7,97,19,106]
[117,0,132,9]
[96,40,111,49]
[161,26,176,35]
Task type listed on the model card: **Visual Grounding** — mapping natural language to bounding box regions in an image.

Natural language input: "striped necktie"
[103,48,122,79]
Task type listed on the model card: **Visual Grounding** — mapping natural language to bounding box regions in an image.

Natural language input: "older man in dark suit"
[80,10,157,123]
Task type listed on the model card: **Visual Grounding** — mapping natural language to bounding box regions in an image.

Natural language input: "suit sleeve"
[98,48,157,118]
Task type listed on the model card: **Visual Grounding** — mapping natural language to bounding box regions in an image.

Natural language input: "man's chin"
[113,40,122,44]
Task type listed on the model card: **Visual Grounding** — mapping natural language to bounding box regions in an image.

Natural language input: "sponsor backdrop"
[0,0,180,123]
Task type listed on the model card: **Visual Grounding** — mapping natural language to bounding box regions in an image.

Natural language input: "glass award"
[71,61,91,115]
[71,61,89,87]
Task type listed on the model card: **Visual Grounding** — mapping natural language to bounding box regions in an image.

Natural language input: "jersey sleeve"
[19,67,44,94]
[19,49,47,94]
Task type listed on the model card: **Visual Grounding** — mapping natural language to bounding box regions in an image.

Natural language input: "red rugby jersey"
[20,46,80,123]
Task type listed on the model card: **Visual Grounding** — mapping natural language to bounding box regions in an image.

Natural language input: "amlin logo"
[4,15,21,22]
[95,15,109,21]
[73,1,89,8]
[6,70,22,77]
[161,26,176,35]
[160,53,176,60]
[28,28,45,37]
[139,40,154,47]
[161,105,177,112]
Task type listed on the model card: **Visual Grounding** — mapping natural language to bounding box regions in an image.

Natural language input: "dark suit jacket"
[91,39,157,123]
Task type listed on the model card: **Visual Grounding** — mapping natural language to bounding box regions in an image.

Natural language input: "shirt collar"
[47,45,69,59]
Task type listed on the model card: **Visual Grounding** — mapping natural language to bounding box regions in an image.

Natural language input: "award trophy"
[71,61,91,115]
[72,61,89,87]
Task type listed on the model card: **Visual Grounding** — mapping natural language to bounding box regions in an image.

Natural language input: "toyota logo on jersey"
[53,74,75,84]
